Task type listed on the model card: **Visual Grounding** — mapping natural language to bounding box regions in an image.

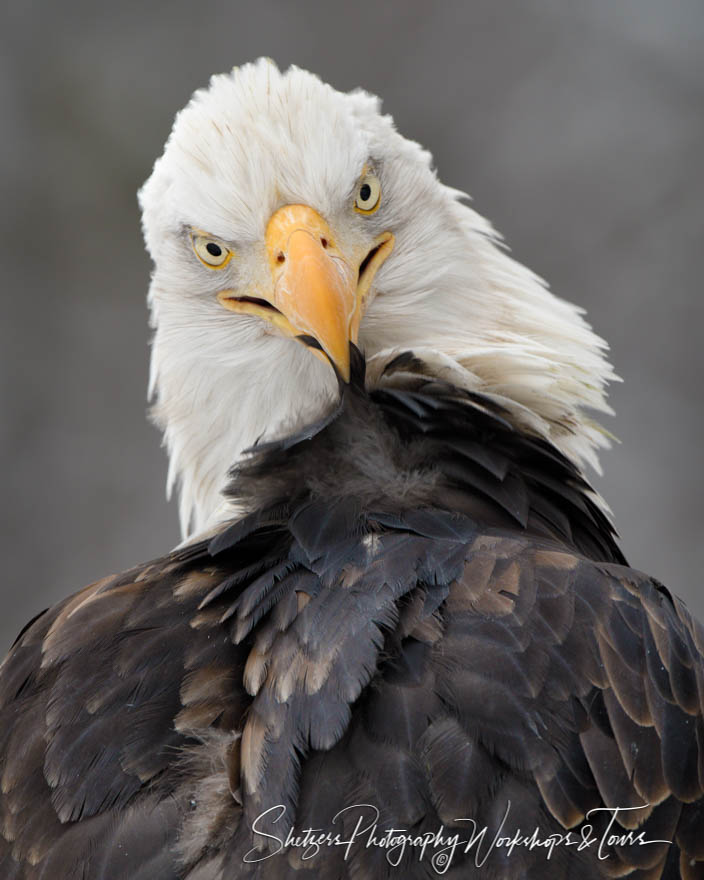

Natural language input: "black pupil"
[359,183,372,202]
[206,242,222,257]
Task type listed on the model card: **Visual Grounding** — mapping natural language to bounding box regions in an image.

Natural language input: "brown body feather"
[1,351,702,878]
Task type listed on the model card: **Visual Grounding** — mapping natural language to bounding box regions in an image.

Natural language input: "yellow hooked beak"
[217,205,394,383]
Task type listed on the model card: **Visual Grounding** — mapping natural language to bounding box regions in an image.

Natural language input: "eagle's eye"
[354,173,381,215]
[192,234,232,269]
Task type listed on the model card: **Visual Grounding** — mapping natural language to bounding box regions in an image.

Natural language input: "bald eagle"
[1,60,703,880]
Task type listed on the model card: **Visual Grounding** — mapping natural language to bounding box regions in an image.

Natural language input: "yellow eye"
[192,234,232,269]
[354,174,381,215]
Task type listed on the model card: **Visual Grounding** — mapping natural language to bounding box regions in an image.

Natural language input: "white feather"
[139,59,616,540]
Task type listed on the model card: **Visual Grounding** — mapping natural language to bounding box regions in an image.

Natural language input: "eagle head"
[139,59,616,540]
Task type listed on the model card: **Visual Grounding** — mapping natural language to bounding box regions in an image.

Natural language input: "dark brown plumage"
[2,349,703,878]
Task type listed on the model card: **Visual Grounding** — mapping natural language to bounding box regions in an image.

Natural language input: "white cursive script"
[242,802,671,874]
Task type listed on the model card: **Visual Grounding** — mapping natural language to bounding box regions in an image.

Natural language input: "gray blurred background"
[1,0,703,652]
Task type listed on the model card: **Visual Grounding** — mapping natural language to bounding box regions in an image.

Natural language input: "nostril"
[276,252,285,264]
[320,237,328,249]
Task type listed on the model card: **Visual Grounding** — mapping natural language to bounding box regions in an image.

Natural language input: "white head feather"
[139,59,616,541]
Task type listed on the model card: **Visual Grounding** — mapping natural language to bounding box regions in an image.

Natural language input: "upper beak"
[217,204,393,384]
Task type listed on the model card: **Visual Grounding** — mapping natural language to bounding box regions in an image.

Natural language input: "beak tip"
[296,334,350,384]
[326,351,351,387]
[334,342,366,389]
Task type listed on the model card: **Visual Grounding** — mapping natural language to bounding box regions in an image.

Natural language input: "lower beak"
[217,204,393,383]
